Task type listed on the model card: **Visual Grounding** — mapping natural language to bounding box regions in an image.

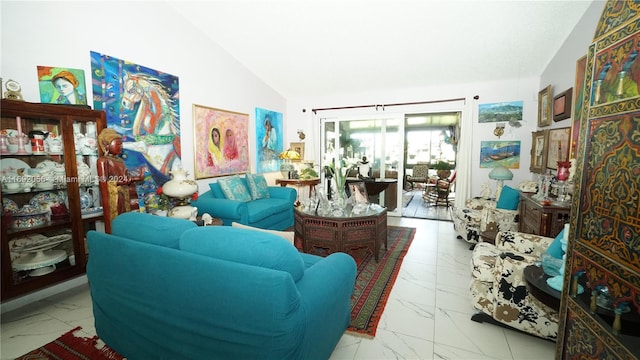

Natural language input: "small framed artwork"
[530,130,549,173]
[553,88,573,122]
[347,181,369,204]
[37,66,88,105]
[538,85,553,127]
[289,142,305,161]
[547,127,571,169]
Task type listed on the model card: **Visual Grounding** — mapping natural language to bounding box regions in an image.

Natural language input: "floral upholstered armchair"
[452,183,528,244]
[404,163,431,190]
[451,196,519,244]
[469,230,559,340]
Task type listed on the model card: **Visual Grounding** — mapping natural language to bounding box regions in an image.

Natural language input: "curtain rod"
[311,97,467,114]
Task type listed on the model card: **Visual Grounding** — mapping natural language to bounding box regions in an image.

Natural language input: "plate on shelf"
[2,198,18,213]
[29,191,63,207]
[15,234,72,253]
[0,158,30,176]
[81,206,103,216]
[35,159,60,169]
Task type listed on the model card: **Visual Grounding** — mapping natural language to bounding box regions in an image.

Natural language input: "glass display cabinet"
[1,99,106,301]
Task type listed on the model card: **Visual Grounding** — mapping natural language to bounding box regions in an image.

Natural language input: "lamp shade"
[488,166,513,180]
[278,149,300,160]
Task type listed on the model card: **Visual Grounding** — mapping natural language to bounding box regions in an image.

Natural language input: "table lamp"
[488,166,513,199]
[278,149,300,178]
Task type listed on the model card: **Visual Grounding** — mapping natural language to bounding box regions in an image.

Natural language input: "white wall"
[0,1,287,190]
[286,1,605,199]
[288,73,539,198]
[0,0,606,197]
[539,2,605,142]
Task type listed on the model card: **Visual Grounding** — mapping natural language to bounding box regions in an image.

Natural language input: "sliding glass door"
[320,114,404,216]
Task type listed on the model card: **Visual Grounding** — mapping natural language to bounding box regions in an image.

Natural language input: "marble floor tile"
[1,217,556,360]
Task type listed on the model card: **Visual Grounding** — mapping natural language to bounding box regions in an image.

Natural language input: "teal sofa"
[192,178,296,230]
[87,212,357,360]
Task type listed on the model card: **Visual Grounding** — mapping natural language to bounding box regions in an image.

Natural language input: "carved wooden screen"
[557,1,640,358]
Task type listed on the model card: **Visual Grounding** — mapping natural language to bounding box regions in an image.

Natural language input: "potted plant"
[433,160,452,179]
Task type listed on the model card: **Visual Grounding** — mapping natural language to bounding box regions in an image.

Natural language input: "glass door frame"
[319,112,405,217]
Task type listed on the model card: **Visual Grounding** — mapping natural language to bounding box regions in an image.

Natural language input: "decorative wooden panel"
[557,1,640,359]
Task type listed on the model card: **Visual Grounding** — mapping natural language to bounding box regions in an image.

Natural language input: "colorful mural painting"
[90,51,180,192]
[255,107,284,173]
[480,140,521,169]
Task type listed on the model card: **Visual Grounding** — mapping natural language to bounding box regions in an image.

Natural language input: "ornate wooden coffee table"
[294,207,387,261]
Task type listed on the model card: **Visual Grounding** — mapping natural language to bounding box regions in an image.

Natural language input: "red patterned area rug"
[15,326,124,360]
[347,226,416,338]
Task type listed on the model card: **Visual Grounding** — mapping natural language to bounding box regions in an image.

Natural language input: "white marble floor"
[1,217,556,359]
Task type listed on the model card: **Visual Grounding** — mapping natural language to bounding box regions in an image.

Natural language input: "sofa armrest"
[192,190,246,219]
[296,252,357,354]
[465,197,495,210]
[495,230,554,257]
[296,252,356,309]
[480,207,519,234]
[267,186,297,203]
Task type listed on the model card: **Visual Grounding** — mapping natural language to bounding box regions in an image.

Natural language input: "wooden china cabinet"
[556,1,640,358]
[0,100,106,301]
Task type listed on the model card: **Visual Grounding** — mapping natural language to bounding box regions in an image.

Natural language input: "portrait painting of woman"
[193,104,249,179]
[37,66,88,105]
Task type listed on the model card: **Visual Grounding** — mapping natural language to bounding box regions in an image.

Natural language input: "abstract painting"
[193,104,249,179]
[255,107,284,173]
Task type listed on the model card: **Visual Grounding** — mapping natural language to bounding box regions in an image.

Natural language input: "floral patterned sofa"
[469,230,558,340]
[451,197,519,244]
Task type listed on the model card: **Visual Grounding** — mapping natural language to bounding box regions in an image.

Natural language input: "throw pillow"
[218,175,252,202]
[496,185,520,210]
[208,182,226,198]
[231,222,294,245]
[546,226,566,259]
[245,173,270,200]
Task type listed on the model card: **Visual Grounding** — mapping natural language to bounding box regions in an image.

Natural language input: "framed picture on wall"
[530,130,549,173]
[289,142,305,161]
[547,127,571,169]
[537,85,552,127]
[192,104,250,179]
[553,88,573,122]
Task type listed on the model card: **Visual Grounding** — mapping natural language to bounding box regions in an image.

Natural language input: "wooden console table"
[276,178,320,198]
[519,193,570,238]
[294,208,387,261]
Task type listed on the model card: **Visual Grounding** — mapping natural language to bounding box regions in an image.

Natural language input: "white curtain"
[453,97,477,208]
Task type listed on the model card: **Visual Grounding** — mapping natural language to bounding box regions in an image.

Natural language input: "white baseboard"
[1,275,88,314]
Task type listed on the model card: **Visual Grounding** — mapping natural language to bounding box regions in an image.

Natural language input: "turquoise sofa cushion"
[111,212,197,249]
[179,227,305,282]
[208,182,226,198]
[218,175,252,202]
[546,226,566,259]
[246,173,270,199]
[496,185,520,210]
[246,198,292,223]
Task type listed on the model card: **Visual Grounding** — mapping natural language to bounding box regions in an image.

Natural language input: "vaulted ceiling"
[170,1,595,98]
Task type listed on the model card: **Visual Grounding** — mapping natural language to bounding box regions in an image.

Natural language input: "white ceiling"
[170,1,594,98]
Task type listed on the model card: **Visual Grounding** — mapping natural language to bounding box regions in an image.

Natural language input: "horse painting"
[120,72,180,179]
